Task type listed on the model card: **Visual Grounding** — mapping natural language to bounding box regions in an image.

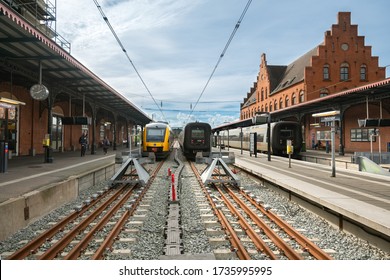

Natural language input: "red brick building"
[240,12,389,154]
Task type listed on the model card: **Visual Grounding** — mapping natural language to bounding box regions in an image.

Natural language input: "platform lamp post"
[253,112,271,161]
[312,110,340,177]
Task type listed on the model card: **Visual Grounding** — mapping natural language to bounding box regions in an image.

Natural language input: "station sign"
[321,116,340,122]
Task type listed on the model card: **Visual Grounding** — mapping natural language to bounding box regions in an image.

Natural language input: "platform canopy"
[270,78,390,121]
[0,3,151,125]
[214,77,390,132]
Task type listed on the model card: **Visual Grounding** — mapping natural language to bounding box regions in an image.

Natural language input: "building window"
[279,98,283,109]
[340,62,349,81]
[261,88,264,101]
[323,64,330,80]
[292,93,296,105]
[285,96,289,107]
[274,100,278,110]
[360,64,367,81]
[351,128,376,142]
[299,90,305,103]
[265,104,268,112]
[269,102,273,112]
[319,88,329,98]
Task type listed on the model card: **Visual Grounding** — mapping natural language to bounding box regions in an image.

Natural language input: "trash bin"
[0,141,8,173]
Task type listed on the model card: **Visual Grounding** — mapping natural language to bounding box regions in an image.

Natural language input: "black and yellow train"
[142,121,173,158]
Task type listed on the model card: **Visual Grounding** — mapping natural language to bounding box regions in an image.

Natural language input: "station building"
[0,1,150,161]
[240,12,390,154]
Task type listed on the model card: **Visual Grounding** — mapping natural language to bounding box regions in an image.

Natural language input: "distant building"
[240,12,389,154]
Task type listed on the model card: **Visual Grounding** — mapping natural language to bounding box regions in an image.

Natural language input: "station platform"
[0,145,137,241]
[225,148,390,251]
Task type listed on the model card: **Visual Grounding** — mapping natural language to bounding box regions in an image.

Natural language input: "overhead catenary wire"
[187,0,253,121]
[92,0,167,122]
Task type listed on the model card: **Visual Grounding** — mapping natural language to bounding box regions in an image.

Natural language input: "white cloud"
[56,0,390,128]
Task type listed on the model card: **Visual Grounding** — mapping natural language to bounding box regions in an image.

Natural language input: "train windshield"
[191,128,205,139]
[146,128,166,142]
[280,129,293,139]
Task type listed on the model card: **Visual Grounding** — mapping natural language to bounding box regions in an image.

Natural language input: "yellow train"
[142,121,173,158]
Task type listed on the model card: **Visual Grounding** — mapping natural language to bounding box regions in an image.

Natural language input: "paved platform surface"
[0,146,136,203]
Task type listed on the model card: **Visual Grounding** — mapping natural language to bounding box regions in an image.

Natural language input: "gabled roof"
[241,46,320,109]
[270,47,318,95]
[267,65,287,92]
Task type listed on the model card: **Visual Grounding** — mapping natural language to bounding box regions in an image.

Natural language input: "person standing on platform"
[102,136,110,155]
[79,130,88,157]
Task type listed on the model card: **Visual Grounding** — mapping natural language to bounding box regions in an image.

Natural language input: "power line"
[142,107,240,113]
[92,0,167,122]
[187,0,253,121]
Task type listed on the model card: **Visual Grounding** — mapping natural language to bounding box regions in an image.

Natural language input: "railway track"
[3,150,387,260]
[189,161,333,260]
[7,160,164,260]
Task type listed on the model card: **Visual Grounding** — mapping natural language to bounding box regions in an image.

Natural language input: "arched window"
[269,102,273,112]
[299,90,305,103]
[323,64,330,80]
[274,100,278,110]
[285,96,289,107]
[265,104,268,112]
[319,88,329,98]
[340,62,349,81]
[292,93,296,105]
[360,64,367,81]
[261,88,264,101]
[279,98,283,109]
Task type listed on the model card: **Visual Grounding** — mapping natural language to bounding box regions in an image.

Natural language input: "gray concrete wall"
[0,163,116,242]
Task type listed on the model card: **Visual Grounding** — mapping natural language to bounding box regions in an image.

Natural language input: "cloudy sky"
[56,0,390,128]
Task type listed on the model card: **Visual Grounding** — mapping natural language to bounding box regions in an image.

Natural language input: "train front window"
[146,128,166,142]
[280,129,292,139]
[191,128,204,139]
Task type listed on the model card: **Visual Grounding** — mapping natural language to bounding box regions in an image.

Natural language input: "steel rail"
[189,161,250,260]
[92,160,165,259]
[240,190,333,260]
[7,188,113,260]
[63,185,136,260]
[225,186,303,260]
[217,207,251,260]
[38,185,127,260]
[216,185,278,259]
